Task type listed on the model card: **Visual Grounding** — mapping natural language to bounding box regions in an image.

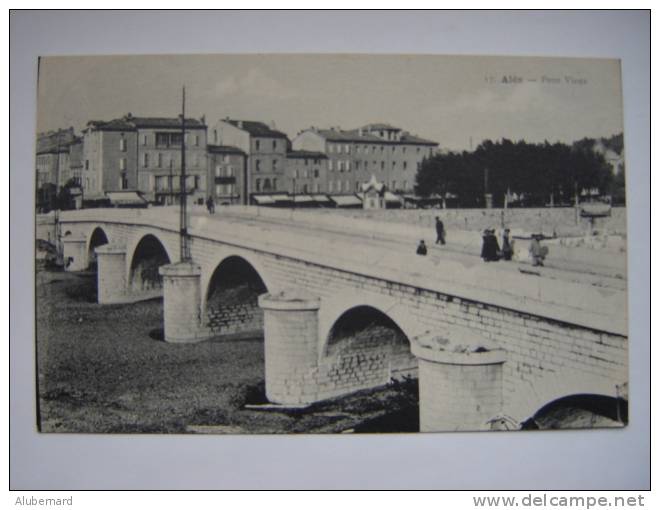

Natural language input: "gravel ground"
[36,269,419,434]
[36,268,623,434]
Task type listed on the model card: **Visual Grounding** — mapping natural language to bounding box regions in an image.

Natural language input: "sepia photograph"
[34,52,629,435]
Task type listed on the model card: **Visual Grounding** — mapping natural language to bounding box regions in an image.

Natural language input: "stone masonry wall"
[206,302,263,337]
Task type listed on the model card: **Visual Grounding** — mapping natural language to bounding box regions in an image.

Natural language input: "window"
[403,147,407,154]
[121,172,128,190]
[195,135,200,146]
[392,180,397,190]
[272,140,277,150]
[329,180,334,192]
[156,133,169,147]
[227,166,234,177]
[256,178,261,191]
[346,161,351,171]
[403,161,408,170]
[304,159,308,166]
[364,161,369,170]
[294,169,299,179]
[392,146,396,153]
[315,183,320,193]
[328,160,334,171]
[195,155,200,168]
[392,161,396,169]
[215,184,223,196]
[314,169,319,178]
[255,140,261,151]
[372,146,376,153]
[213,130,218,144]
[143,153,149,168]
[157,153,163,168]
[119,158,126,170]
[85,160,89,170]
[380,161,385,170]
[272,159,278,171]
[338,161,343,172]
[119,136,126,152]
[263,178,271,191]
[403,180,408,189]
[356,146,361,154]
[223,155,230,164]
[143,134,148,146]
[345,180,349,191]
[380,146,384,153]
[417,147,421,154]
[256,159,261,172]
[345,144,350,153]
[355,181,360,191]
[215,165,222,177]
[273,178,277,190]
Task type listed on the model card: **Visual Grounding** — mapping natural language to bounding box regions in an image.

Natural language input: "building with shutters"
[80,114,208,204]
[291,123,438,194]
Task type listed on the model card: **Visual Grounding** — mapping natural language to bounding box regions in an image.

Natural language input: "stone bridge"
[57,206,628,432]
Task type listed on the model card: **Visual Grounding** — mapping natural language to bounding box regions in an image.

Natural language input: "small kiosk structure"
[360,174,387,210]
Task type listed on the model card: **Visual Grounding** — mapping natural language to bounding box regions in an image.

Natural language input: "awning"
[312,195,332,203]
[253,195,276,205]
[293,195,315,203]
[105,191,148,206]
[270,193,291,203]
[384,191,402,202]
[329,194,363,207]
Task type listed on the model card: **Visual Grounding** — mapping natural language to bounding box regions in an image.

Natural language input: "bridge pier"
[62,235,88,272]
[95,244,128,304]
[411,330,506,432]
[259,290,321,405]
[159,261,206,343]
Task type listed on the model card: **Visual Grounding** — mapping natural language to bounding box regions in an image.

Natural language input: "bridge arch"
[523,393,627,429]
[510,369,624,425]
[86,226,109,270]
[203,254,269,337]
[127,233,172,294]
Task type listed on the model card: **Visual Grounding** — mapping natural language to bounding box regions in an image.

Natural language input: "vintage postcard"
[35,54,627,434]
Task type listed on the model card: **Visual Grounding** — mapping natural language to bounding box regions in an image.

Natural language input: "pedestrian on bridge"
[435,216,446,245]
[481,229,500,262]
[416,240,428,256]
[529,234,548,267]
[206,196,215,215]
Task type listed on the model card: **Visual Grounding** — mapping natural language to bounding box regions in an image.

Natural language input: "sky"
[37,54,624,151]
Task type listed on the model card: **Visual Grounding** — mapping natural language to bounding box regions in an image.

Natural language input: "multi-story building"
[211,118,289,196]
[81,114,208,204]
[285,150,328,194]
[36,128,79,190]
[207,144,247,205]
[292,123,438,194]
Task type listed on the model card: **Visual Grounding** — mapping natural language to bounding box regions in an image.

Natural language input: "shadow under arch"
[128,234,171,293]
[204,255,269,337]
[324,304,418,382]
[87,227,109,270]
[522,393,628,430]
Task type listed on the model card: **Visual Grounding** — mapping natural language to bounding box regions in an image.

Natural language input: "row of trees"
[414,137,625,208]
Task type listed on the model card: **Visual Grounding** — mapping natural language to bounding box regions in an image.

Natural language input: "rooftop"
[309,127,437,146]
[223,119,289,139]
[87,114,206,131]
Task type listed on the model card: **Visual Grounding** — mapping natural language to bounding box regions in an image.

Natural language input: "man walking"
[435,216,446,245]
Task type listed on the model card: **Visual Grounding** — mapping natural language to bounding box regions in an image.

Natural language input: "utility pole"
[179,86,191,262]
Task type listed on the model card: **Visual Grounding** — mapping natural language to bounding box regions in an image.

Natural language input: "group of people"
[480,228,514,262]
[415,216,548,267]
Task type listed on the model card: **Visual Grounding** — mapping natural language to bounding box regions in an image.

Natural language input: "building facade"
[81,114,208,204]
[285,150,328,194]
[292,123,438,194]
[207,145,247,205]
[211,119,289,196]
